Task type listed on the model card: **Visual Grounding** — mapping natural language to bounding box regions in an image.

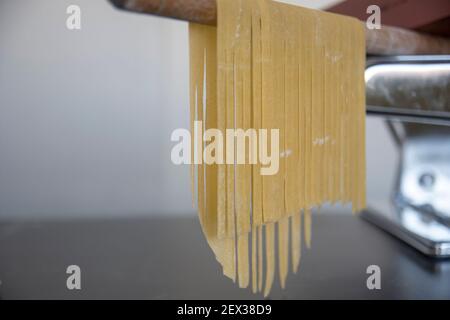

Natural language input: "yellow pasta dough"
[189,0,366,296]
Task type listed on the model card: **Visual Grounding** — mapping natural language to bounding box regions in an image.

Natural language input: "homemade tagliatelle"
[188,0,366,296]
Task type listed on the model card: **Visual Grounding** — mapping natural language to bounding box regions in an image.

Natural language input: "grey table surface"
[0,213,449,299]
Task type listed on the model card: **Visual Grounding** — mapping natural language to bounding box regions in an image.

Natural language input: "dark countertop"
[0,213,449,299]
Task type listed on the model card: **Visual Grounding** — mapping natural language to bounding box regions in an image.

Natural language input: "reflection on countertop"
[0,212,449,299]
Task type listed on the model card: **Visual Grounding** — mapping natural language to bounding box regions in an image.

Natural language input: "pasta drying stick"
[109,0,450,55]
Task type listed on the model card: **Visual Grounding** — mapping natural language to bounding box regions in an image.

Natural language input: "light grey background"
[0,0,396,220]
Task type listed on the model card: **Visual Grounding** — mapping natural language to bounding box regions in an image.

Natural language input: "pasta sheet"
[189,0,366,296]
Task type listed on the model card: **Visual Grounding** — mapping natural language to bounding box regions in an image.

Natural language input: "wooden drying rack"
[108,0,450,55]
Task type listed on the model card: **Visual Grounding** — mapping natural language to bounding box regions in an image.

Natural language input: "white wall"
[0,0,396,219]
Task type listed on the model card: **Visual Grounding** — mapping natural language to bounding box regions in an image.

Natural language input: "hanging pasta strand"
[189,0,366,296]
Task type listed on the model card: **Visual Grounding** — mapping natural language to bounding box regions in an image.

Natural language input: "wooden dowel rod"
[110,0,217,25]
[109,0,450,55]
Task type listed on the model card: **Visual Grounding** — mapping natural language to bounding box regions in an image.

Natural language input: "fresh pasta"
[189,0,366,296]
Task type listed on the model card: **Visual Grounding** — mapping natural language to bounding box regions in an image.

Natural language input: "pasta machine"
[363,55,450,257]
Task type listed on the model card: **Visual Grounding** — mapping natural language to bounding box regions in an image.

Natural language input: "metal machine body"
[362,55,450,257]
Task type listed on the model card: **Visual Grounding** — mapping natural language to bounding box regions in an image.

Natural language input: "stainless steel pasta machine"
[363,55,450,257]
